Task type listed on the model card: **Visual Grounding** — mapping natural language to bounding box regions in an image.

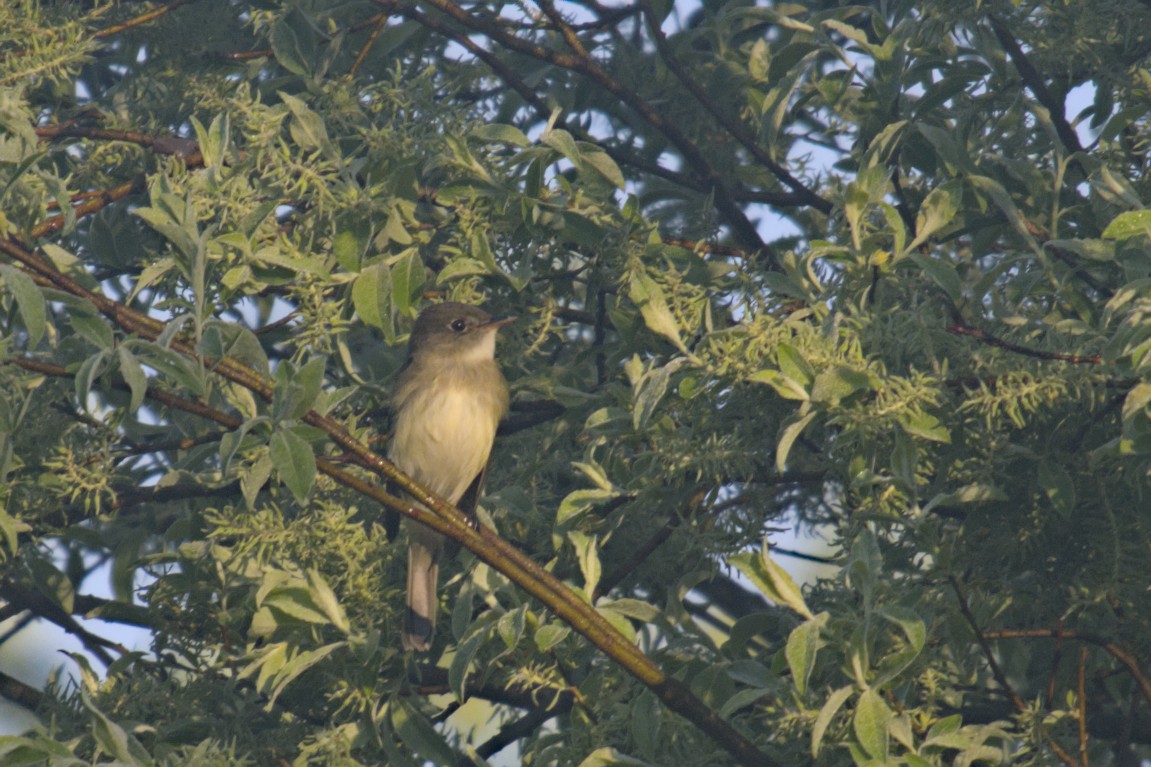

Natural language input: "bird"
[387,302,511,651]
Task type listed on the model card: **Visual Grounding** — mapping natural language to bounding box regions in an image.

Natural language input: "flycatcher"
[388,302,511,651]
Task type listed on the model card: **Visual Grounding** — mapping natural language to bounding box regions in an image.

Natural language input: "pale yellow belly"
[389,384,498,504]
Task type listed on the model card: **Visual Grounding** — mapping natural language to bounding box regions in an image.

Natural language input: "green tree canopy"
[2,0,1151,765]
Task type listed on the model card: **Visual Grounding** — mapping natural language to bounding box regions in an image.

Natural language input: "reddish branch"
[947,322,1102,365]
[982,628,1151,713]
[950,577,1081,767]
[350,11,390,77]
[30,125,204,237]
[92,0,202,40]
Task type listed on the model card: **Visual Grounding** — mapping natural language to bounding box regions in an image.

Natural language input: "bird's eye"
[450,319,467,332]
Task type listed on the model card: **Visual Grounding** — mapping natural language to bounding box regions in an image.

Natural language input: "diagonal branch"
[635,0,832,216]
[946,321,1102,365]
[987,16,1083,157]
[92,0,202,40]
[983,628,1151,713]
[951,577,1080,767]
[413,0,771,257]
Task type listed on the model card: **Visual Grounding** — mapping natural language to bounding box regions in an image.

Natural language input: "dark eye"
[450,318,467,332]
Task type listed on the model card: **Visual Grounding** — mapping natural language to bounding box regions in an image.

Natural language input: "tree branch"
[951,577,1081,767]
[0,237,778,767]
[987,15,1083,157]
[414,0,771,256]
[0,670,44,712]
[635,0,832,216]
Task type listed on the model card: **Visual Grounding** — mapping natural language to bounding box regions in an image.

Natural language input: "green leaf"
[729,545,814,619]
[436,257,491,284]
[749,369,810,401]
[786,613,827,696]
[811,366,872,404]
[569,531,601,598]
[353,260,392,332]
[0,264,46,347]
[471,123,530,146]
[272,645,344,704]
[719,687,770,719]
[542,128,581,163]
[909,252,962,303]
[630,690,662,760]
[967,175,1042,255]
[69,304,115,349]
[389,700,455,764]
[575,747,653,767]
[632,357,687,429]
[448,630,486,700]
[1046,238,1116,261]
[853,689,892,760]
[581,147,625,190]
[777,411,817,471]
[273,357,326,421]
[241,453,275,509]
[127,256,175,303]
[556,487,618,525]
[199,320,270,376]
[390,249,425,316]
[132,204,198,260]
[307,569,350,634]
[535,622,570,652]
[497,605,527,649]
[270,427,316,502]
[875,607,927,683]
[1103,210,1151,240]
[74,350,110,411]
[262,588,329,625]
[82,692,151,766]
[921,483,1009,516]
[116,347,147,413]
[776,342,814,386]
[907,179,962,251]
[280,92,330,151]
[599,598,660,623]
[812,685,855,757]
[898,410,951,443]
[1122,381,1151,423]
[270,15,312,76]
[628,272,687,353]
[0,508,31,557]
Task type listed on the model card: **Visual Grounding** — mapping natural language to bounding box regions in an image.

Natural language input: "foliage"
[1,0,1151,765]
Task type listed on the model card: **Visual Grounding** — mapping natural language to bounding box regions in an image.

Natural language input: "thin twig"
[982,628,1151,713]
[1078,645,1090,767]
[947,322,1102,365]
[350,11,390,77]
[949,577,1080,767]
[92,0,202,39]
[635,0,832,216]
[417,0,769,255]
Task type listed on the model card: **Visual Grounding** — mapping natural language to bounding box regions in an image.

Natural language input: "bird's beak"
[483,316,515,331]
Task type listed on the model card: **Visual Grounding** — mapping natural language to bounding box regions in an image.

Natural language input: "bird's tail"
[403,539,439,651]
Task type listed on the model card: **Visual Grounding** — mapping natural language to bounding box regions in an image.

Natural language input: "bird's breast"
[389,363,506,504]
